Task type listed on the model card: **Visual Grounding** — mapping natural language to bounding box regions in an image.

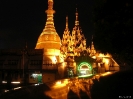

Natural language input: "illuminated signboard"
[78,62,92,70]
[78,62,93,77]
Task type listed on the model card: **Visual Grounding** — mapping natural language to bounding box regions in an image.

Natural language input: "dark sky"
[0,0,96,49]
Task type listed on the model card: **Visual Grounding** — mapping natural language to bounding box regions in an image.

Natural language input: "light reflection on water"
[45,78,93,99]
[45,72,114,99]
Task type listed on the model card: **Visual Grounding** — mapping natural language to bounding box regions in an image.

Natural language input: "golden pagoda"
[35,0,61,64]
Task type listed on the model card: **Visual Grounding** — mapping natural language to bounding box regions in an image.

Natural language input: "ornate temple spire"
[42,0,57,35]
[65,16,69,30]
[35,0,61,49]
[48,0,54,9]
[62,16,70,43]
[70,8,87,56]
[92,35,93,40]
[91,42,94,50]
[75,8,79,26]
[90,41,96,55]
[61,16,71,54]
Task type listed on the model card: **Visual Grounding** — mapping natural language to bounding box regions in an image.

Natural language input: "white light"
[32,74,38,78]
[14,87,21,90]
[5,90,9,92]
[35,83,39,86]
[33,74,37,75]
[2,81,20,84]
[81,70,86,73]
[2,81,7,83]
[78,74,93,77]
[11,82,20,84]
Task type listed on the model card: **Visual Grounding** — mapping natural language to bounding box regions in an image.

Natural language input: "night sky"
[0,0,96,49]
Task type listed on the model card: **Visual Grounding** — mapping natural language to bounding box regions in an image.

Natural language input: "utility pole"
[22,49,24,78]
[22,41,28,79]
[22,48,27,85]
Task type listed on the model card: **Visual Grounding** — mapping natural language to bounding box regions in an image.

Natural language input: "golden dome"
[36,34,61,49]
[35,0,61,50]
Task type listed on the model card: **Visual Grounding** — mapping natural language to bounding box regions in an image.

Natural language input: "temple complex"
[35,0,119,82]
[0,0,119,84]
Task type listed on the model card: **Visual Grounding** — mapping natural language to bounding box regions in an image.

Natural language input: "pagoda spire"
[75,8,79,26]
[35,0,61,49]
[65,16,69,30]
[90,41,96,55]
[42,0,57,35]
[91,35,94,50]
[61,16,71,53]
[91,42,94,50]
[92,35,93,40]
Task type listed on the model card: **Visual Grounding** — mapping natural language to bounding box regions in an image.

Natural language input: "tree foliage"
[93,0,133,66]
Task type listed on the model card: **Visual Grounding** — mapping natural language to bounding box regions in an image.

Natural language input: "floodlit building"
[0,0,119,84]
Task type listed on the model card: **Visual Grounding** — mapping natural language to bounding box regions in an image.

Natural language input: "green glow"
[77,62,93,78]
[78,62,92,70]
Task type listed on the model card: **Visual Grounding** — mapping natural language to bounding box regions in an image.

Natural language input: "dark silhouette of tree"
[93,0,133,68]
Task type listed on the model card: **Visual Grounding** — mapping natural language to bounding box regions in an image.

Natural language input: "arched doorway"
[78,62,92,77]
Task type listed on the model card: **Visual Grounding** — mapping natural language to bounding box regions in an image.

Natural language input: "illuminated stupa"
[35,0,61,64]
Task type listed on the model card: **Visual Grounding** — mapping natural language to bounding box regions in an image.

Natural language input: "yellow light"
[56,81,61,85]
[92,56,96,59]
[52,80,68,89]
[101,72,112,76]
[63,79,69,85]
[52,56,57,64]
[98,53,111,57]
[98,53,104,57]
[105,59,109,64]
